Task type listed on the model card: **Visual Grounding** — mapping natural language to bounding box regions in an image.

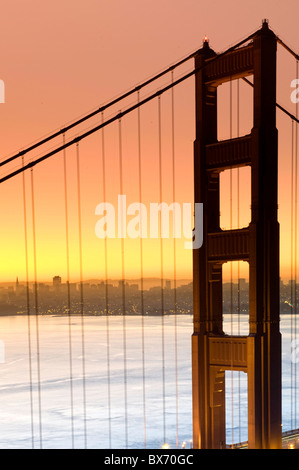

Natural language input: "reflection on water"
[0,313,296,448]
[0,314,193,449]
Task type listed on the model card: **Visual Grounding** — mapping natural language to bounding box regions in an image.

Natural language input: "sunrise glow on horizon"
[0,3,298,287]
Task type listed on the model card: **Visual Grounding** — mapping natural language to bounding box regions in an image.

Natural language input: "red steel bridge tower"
[192,20,282,449]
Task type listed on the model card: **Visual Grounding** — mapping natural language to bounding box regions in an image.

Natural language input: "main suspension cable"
[0,48,201,170]
[0,29,260,185]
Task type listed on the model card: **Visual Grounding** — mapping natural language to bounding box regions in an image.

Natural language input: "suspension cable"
[295,59,298,429]
[242,77,299,123]
[101,112,112,448]
[229,78,234,448]
[137,92,147,448]
[171,71,179,449]
[291,118,295,431]
[22,158,34,448]
[76,142,87,448]
[118,115,128,449]
[0,29,260,185]
[276,36,299,61]
[0,26,260,173]
[0,50,201,170]
[63,133,74,448]
[30,168,42,448]
[63,134,71,316]
[158,95,166,446]
[236,78,241,445]
[3,66,298,188]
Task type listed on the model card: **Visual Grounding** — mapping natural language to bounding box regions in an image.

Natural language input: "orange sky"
[0,1,299,284]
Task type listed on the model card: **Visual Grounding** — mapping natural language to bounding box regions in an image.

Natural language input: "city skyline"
[0,271,297,318]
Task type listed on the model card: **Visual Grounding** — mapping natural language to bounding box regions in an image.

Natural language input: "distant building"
[129,284,139,292]
[239,278,248,290]
[53,276,62,288]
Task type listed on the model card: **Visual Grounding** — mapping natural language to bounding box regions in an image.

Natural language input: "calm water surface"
[0,314,296,448]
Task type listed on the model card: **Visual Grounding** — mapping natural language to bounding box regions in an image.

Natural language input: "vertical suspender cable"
[237,79,241,444]
[291,118,294,431]
[101,112,112,448]
[76,142,87,448]
[31,170,39,318]
[229,79,234,447]
[63,134,71,316]
[63,133,74,448]
[171,71,179,449]
[30,168,42,448]
[295,59,298,430]
[118,115,128,449]
[22,159,34,448]
[158,95,166,445]
[137,92,147,448]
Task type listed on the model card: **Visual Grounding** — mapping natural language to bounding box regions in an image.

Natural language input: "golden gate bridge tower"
[192,20,282,449]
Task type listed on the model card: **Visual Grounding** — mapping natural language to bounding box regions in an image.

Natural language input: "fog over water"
[0,313,296,448]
